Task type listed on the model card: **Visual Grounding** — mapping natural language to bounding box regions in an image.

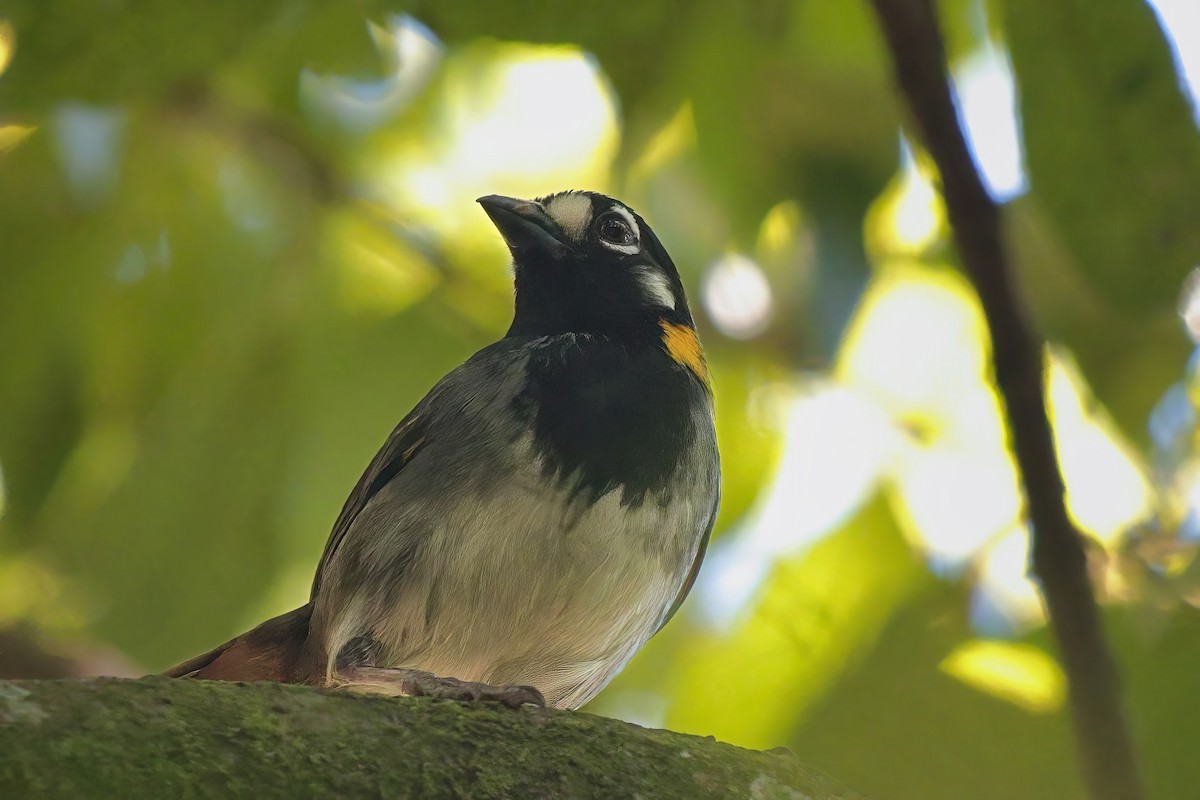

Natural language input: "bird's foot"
[335,666,545,709]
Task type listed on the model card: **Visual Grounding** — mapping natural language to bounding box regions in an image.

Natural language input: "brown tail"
[163,605,316,684]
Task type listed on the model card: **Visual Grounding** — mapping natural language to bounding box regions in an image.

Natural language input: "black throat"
[511,332,705,507]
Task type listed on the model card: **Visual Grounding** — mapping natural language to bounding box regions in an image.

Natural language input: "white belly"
[380,473,706,708]
[317,432,714,710]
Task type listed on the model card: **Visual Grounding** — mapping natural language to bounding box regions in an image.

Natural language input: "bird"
[164,190,720,710]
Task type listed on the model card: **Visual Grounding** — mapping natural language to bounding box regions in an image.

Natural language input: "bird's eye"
[597,214,637,247]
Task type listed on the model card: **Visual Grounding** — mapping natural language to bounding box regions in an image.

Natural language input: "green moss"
[0,683,47,724]
[0,678,865,799]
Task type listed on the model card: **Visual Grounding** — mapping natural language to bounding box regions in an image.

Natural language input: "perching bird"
[165,191,720,710]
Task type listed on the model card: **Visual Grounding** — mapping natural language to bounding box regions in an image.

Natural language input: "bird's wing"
[656,485,721,634]
[308,338,526,601]
[310,405,431,601]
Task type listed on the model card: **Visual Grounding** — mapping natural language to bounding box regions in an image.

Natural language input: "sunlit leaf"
[0,18,14,77]
[706,354,788,532]
[939,639,1065,714]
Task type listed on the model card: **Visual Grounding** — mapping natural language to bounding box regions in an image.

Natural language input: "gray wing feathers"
[310,342,528,601]
[656,466,720,633]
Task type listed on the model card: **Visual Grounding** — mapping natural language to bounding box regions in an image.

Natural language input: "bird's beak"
[478,195,574,259]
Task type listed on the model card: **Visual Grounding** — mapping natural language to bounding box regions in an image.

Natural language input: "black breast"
[513,335,706,507]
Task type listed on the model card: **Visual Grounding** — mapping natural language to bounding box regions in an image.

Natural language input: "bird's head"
[478,191,696,344]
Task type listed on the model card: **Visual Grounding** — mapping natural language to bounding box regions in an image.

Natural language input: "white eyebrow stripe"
[545,193,593,242]
[600,204,641,255]
[634,265,676,309]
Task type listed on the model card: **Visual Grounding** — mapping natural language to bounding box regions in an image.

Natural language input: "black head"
[478,191,695,340]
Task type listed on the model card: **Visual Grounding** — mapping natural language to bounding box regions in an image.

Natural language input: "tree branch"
[0,678,865,799]
[866,3,1144,799]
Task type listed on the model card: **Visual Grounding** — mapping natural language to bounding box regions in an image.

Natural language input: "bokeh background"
[3,1,1200,798]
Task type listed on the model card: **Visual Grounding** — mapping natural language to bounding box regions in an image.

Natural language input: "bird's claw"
[402,672,545,708]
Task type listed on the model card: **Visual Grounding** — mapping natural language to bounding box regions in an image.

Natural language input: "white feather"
[635,265,676,309]
[544,193,593,242]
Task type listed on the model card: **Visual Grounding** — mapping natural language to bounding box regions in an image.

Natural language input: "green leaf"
[1001,0,1200,315]
[793,584,1085,800]
[1006,196,1191,440]
[0,1,384,114]
[662,494,928,749]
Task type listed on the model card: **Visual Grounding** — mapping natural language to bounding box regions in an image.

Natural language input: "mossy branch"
[0,677,864,799]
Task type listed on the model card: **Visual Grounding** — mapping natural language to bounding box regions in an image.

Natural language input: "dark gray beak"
[478,195,574,259]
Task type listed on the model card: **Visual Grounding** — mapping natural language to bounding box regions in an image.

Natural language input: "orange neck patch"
[659,320,709,384]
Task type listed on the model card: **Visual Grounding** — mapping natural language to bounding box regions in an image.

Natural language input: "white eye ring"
[596,205,640,255]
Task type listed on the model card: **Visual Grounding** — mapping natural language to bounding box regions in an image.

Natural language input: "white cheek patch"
[545,193,593,242]
[601,204,641,256]
[634,265,676,309]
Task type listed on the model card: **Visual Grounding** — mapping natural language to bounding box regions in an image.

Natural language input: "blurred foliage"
[2,2,1200,799]
[1002,0,1200,437]
[1004,0,1200,315]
